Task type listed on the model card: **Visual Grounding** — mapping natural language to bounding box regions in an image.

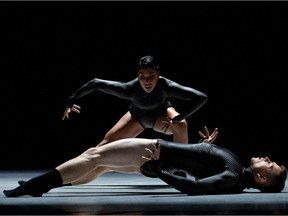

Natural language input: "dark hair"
[259,165,287,193]
[137,55,160,72]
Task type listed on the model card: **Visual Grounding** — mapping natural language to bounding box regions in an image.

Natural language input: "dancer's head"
[137,55,160,93]
[251,157,287,192]
[137,55,160,72]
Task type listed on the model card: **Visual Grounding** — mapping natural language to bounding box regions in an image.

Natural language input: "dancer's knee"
[172,120,188,133]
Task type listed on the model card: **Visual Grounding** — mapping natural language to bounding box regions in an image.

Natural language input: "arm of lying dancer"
[154,167,239,195]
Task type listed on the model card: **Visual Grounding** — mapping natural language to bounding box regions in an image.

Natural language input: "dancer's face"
[251,157,282,176]
[137,68,159,93]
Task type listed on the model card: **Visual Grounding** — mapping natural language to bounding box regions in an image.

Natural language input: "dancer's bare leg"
[69,112,144,184]
[153,107,188,143]
[57,138,158,184]
[3,138,157,198]
[69,166,139,185]
[97,112,144,147]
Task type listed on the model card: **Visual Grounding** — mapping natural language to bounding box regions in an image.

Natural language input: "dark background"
[0,1,287,169]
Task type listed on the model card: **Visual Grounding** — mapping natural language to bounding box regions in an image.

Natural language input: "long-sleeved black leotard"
[66,76,208,128]
[141,140,260,195]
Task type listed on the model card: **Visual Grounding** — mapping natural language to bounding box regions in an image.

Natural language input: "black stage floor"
[0,170,287,215]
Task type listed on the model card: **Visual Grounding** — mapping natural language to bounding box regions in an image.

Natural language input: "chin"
[250,158,257,166]
[144,88,154,93]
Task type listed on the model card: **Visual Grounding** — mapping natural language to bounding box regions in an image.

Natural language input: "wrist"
[67,94,76,108]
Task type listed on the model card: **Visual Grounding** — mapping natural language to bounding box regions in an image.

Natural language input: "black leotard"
[66,76,208,128]
[141,140,260,195]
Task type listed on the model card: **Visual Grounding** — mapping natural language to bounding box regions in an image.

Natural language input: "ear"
[255,172,267,185]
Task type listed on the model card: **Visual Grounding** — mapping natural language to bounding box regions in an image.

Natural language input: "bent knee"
[172,120,188,132]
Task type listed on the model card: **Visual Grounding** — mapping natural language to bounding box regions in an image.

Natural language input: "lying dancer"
[3,127,287,197]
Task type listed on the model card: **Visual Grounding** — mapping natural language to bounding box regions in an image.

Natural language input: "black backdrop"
[1,1,287,169]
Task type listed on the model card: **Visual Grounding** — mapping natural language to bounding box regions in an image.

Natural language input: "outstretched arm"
[62,78,133,120]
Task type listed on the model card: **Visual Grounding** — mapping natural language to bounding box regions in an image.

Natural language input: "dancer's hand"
[199,126,218,144]
[161,116,173,133]
[142,144,160,161]
[161,115,183,133]
[62,104,81,120]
